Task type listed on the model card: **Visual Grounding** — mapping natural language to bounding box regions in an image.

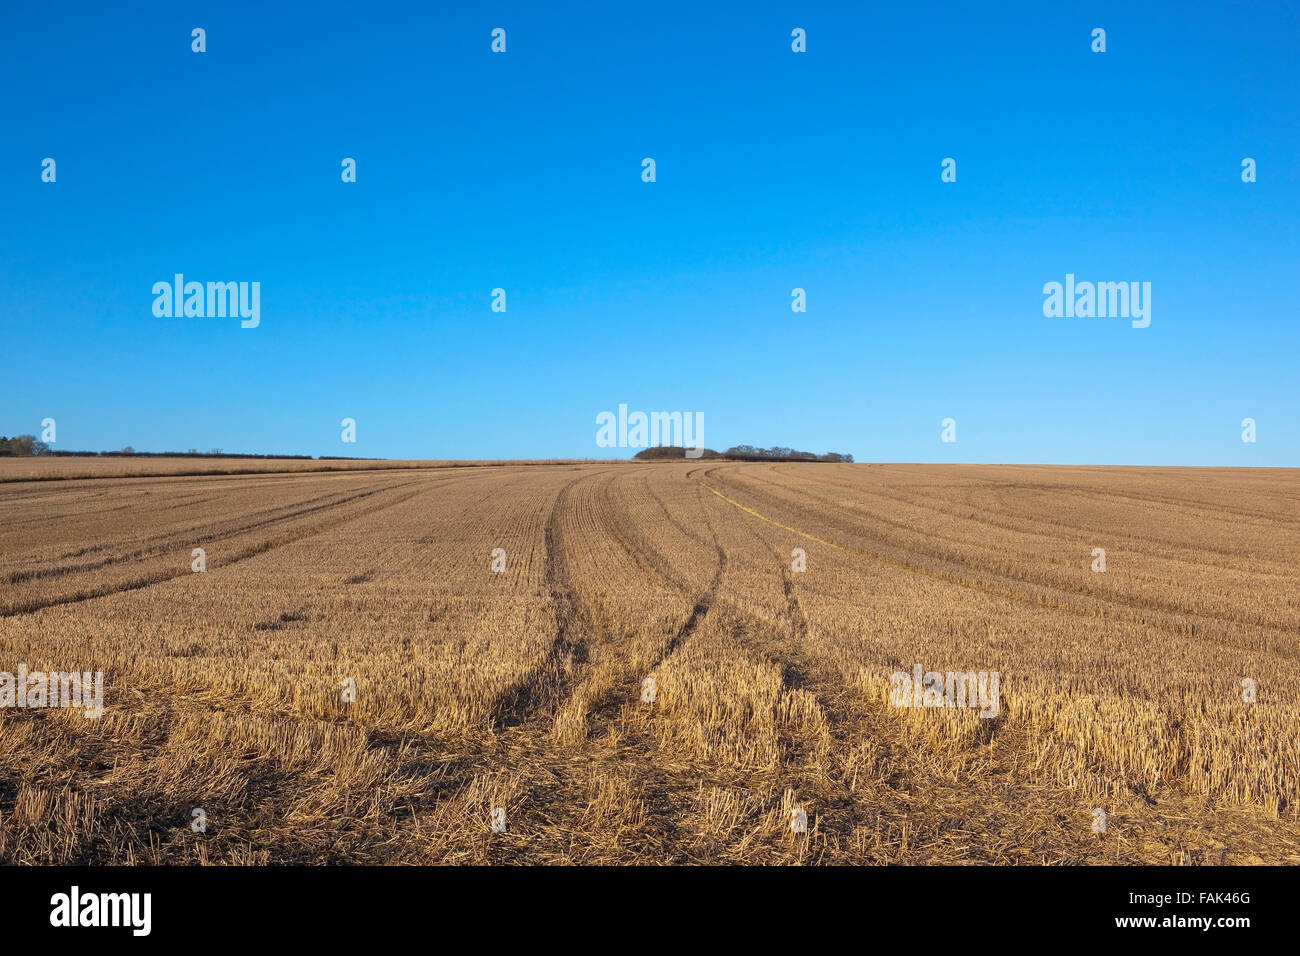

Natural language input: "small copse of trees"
[0,435,50,456]
[632,444,853,462]
[722,445,853,463]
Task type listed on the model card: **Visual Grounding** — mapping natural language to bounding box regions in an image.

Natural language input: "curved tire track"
[1,478,430,619]
[692,470,1294,656]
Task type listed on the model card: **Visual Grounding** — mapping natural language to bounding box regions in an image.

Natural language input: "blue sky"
[2,1,1297,464]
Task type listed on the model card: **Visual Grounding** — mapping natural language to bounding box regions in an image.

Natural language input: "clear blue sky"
[3,0,1297,464]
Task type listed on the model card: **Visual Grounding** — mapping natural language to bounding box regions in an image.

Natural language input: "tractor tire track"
[693,470,1296,656]
[1,478,430,618]
[493,473,598,727]
[6,483,397,585]
[742,464,1298,575]
[722,501,1080,862]
[598,470,726,668]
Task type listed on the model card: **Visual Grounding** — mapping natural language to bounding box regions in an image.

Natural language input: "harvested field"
[0,456,564,483]
[0,460,1296,864]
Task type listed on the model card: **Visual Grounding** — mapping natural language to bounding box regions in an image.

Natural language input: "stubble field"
[1,459,1297,864]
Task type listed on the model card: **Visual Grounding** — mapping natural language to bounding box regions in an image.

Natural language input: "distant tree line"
[55,450,317,459]
[632,446,721,460]
[632,444,853,463]
[722,445,854,463]
[0,435,50,456]
[0,436,323,459]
